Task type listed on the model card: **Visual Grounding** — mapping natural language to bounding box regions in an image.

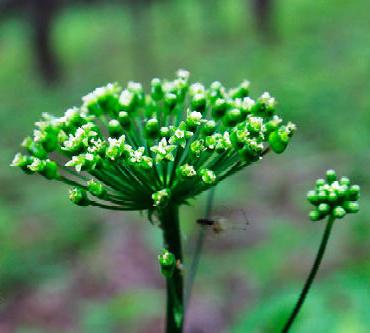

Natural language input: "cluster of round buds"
[11,70,295,214]
[307,170,360,221]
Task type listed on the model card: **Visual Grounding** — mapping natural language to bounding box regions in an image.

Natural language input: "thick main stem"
[281,216,335,333]
[160,205,184,333]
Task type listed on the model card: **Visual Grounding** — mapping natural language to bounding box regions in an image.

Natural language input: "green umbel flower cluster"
[11,70,295,212]
[307,170,360,221]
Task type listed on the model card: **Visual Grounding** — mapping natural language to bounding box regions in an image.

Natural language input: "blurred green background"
[0,0,369,332]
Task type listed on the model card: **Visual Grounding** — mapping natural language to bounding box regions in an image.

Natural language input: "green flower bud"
[87,179,107,198]
[105,136,126,160]
[238,142,261,163]
[11,153,34,174]
[348,185,360,200]
[152,189,170,206]
[22,137,48,159]
[335,184,347,198]
[339,176,350,186]
[318,203,330,214]
[307,190,320,205]
[128,81,145,106]
[191,93,206,112]
[164,93,177,111]
[34,128,59,152]
[65,153,101,172]
[42,160,59,179]
[240,96,254,113]
[118,111,131,129]
[160,126,171,138]
[151,138,176,162]
[108,119,124,137]
[28,158,46,173]
[151,78,164,101]
[145,118,160,139]
[57,129,68,145]
[208,81,224,102]
[327,191,338,203]
[317,190,327,201]
[199,169,216,185]
[82,83,121,116]
[316,179,326,187]
[268,130,287,154]
[265,115,282,134]
[202,120,216,136]
[247,116,264,133]
[186,111,202,131]
[69,187,89,206]
[211,98,227,119]
[343,201,359,214]
[178,164,196,177]
[309,209,322,222]
[332,206,346,219]
[223,108,241,127]
[119,89,135,112]
[230,130,247,150]
[254,92,276,117]
[190,140,205,157]
[325,169,337,184]
[230,80,250,99]
[158,249,176,278]
[82,94,102,116]
[62,107,86,128]
[176,69,190,81]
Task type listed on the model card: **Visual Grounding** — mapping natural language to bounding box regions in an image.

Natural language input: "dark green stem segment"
[159,205,184,333]
[281,216,335,333]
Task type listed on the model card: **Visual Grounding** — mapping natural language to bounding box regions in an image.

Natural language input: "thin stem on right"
[281,216,335,333]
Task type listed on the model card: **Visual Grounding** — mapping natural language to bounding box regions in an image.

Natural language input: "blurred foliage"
[0,0,369,332]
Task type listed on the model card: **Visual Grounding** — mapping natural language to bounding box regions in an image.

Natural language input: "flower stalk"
[281,215,334,333]
[281,170,360,332]
[159,206,184,332]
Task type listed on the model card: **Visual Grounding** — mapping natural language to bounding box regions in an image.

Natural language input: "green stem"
[159,205,184,333]
[184,187,215,308]
[281,216,335,333]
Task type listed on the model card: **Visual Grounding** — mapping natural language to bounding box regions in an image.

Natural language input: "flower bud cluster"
[307,170,360,221]
[12,70,295,213]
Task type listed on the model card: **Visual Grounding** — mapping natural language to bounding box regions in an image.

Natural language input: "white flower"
[200,169,216,185]
[179,164,196,177]
[242,97,256,111]
[259,92,276,108]
[119,90,134,108]
[151,138,176,162]
[190,82,205,95]
[176,69,190,80]
[130,147,145,163]
[187,110,202,124]
[105,135,126,160]
[152,189,170,206]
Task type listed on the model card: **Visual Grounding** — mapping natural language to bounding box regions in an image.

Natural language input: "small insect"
[196,217,226,234]
[196,208,250,235]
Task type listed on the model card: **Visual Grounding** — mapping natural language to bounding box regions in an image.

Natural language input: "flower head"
[307,169,360,221]
[11,71,295,213]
